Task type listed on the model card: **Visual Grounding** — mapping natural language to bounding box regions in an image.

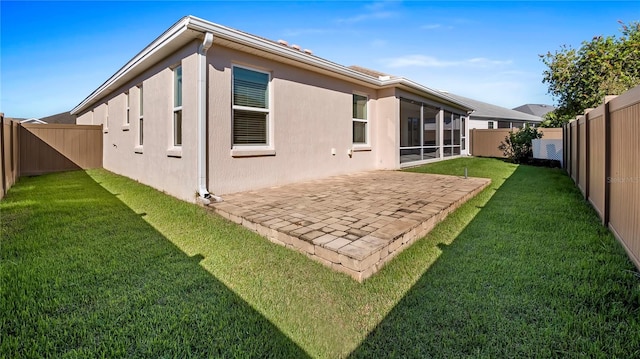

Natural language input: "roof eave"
[71,16,196,115]
[381,78,474,112]
[72,15,473,115]
[470,113,543,122]
[185,16,383,86]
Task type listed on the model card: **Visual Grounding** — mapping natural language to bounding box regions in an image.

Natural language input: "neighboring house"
[20,118,47,125]
[4,117,45,124]
[5,112,76,125]
[40,111,77,124]
[71,16,475,203]
[441,92,543,130]
[20,119,47,124]
[512,103,556,117]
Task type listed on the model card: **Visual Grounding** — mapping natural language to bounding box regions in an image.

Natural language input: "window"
[488,121,494,129]
[125,91,130,125]
[498,120,511,129]
[232,66,270,145]
[104,104,109,132]
[352,94,368,145]
[173,65,182,146]
[138,85,144,148]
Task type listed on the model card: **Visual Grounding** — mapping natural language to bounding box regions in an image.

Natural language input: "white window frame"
[352,93,370,149]
[103,103,109,133]
[230,65,274,157]
[135,84,144,153]
[123,91,131,130]
[172,65,183,149]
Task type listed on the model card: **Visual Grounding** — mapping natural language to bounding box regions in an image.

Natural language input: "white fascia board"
[72,15,475,115]
[190,15,472,110]
[471,114,543,122]
[381,77,475,112]
[71,17,195,114]
[185,16,382,87]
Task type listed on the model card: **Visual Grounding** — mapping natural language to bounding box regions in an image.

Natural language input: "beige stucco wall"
[76,110,93,125]
[75,40,474,202]
[374,87,399,169]
[206,45,390,195]
[77,42,201,202]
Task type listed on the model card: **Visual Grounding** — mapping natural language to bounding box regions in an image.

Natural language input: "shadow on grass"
[1,171,309,357]
[350,165,640,357]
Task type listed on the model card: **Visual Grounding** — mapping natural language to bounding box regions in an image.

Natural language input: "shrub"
[498,125,543,163]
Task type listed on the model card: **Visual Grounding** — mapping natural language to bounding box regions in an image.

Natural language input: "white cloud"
[421,24,442,30]
[336,1,398,24]
[337,11,396,24]
[370,55,552,108]
[383,54,512,68]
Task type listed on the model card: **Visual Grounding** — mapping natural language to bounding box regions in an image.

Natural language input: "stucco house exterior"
[72,16,476,203]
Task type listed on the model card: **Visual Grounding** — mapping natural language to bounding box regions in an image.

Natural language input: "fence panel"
[1,116,20,199]
[570,121,578,182]
[608,89,640,268]
[470,128,562,158]
[470,129,511,158]
[538,128,563,139]
[19,124,102,176]
[577,116,587,196]
[587,111,605,217]
[564,85,640,270]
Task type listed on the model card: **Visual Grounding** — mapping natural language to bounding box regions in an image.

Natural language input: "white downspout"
[196,32,221,204]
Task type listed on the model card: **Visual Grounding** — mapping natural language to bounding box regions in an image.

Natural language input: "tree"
[538,111,573,128]
[498,125,542,164]
[540,21,640,119]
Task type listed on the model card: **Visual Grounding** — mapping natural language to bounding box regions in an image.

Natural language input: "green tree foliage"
[541,21,640,119]
[539,111,573,128]
[498,125,543,163]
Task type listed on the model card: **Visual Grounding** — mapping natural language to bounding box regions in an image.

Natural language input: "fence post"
[13,122,18,177]
[470,129,474,156]
[1,113,5,197]
[564,122,569,172]
[584,110,592,201]
[576,116,580,186]
[602,96,616,226]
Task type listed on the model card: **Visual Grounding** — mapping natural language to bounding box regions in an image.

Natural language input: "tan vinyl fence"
[1,114,102,199]
[563,85,640,270]
[1,114,20,199]
[470,128,562,158]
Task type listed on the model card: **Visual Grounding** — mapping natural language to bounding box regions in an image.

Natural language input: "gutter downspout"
[196,32,221,204]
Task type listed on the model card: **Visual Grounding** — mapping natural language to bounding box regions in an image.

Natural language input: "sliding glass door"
[443,111,462,157]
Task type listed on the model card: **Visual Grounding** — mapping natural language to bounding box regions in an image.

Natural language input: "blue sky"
[1,1,638,118]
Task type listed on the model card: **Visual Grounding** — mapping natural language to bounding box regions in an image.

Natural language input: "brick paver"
[210,171,490,281]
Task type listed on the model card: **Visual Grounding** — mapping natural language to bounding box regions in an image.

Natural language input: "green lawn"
[2,158,639,358]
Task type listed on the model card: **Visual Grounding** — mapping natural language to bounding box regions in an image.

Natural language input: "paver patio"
[210,171,490,281]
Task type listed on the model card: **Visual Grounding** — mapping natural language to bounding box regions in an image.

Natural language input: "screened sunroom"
[399,97,467,166]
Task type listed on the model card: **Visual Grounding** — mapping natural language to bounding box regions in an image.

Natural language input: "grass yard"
[2,157,639,358]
